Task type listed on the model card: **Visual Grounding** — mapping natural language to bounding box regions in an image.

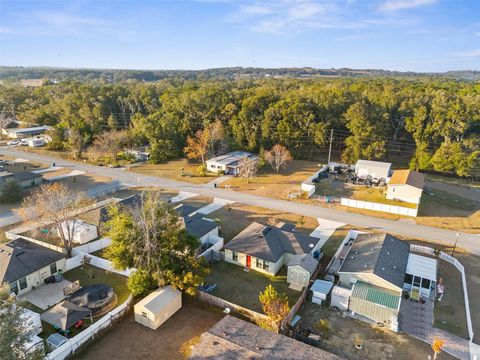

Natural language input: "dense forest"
[1,77,479,176]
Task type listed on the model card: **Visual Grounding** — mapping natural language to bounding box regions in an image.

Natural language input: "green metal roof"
[351,282,400,309]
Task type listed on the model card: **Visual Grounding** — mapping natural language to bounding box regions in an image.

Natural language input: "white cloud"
[379,0,437,12]
[455,49,480,58]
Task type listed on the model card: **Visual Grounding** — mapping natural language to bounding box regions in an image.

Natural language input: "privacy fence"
[340,198,419,217]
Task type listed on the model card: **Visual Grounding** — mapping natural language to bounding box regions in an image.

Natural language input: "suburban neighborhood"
[1,1,480,360]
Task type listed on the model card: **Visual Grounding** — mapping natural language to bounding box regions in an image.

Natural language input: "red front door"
[246,255,251,268]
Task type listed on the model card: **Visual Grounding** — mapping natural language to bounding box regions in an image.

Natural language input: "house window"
[404,274,413,284]
[50,263,57,274]
[18,277,27,290]
[421,278,430,289]
[263,261,269,271]
[256,258,269,271]
[142,311,148,318]
[232,251,238,261]
[10,282,18,294]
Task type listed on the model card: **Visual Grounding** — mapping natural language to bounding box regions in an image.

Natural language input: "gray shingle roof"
[13,172,43,182]
[224,222,320,262]
[338,233,409,288]
[0,238,65,284]
[182,216,218,239]
[189,315,343,360]
[174,204,198,217]
[288,254,319,274]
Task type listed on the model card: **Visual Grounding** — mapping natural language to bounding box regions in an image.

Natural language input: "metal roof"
[7,126,49,134]
[206,151,258,167]
[406,253,437,281]
[135,286,181,315]
[311,279,334,294]
[351,281,400,310]
[355,160,392,169]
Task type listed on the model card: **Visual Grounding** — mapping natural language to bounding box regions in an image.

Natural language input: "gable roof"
[224,222,320,262]
[389,170,425,190]
[206,151,258,168]
[288,254,319,274]
[0,238,65,284]
[174,204,198,217]
[182,216,218,239]
[338,233,409,288]
[351,281,400,309]
[189,315,343,360]
[12,172,43,182]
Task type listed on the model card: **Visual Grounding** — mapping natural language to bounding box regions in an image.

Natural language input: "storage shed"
[310,280,334,305]
[59,220,98,245]
[287,255,319,290]
[134,286,182,330]
[331,285,352,311]
[355,160,392,179]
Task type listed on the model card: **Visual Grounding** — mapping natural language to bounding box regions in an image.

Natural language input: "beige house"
[224,222,320,289]
[387,170,425,205]
[134,286,182,330]
[0,238,65,295]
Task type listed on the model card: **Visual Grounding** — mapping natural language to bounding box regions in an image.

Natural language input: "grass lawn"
[63,266,130,305]
[205,261,300,313]
[223,159,321,199]
[208,202,318,243]
[321,225,358,257]
[434,259,469,339]
[128,158,218,184]
[350,186,418,209]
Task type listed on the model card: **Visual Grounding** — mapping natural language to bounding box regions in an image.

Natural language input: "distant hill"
[1,66,479,83]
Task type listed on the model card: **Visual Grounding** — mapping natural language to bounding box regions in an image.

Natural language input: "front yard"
[127,158,218,184]
[205,261,300,313]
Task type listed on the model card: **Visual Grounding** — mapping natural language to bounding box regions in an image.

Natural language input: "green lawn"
[205,261,300,313]
[321,226,353,257]
[63,266,130,304]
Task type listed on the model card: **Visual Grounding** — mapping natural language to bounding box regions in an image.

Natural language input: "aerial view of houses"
[1,1,480,360]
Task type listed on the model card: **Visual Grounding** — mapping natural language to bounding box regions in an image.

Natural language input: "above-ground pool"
[68,284,117,316]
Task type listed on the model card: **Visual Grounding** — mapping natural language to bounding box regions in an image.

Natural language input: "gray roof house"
[181,216,218,241]
[224,222,321,282]
[0,171,43,190]
[206,151,258,175]
[174,204,199,217]
[0,238,66,295]
[189,315,343,360]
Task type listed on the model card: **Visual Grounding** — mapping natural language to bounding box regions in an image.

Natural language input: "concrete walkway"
[399,298,470,360]
[309,218,346,248]
[170,191,198,203]
[31,166,64,174]
[47,169,86,181]
[196,197,234,215]
[203,175,233,187]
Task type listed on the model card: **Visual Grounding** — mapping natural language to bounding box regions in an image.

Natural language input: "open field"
[205,261,300,313]
[208,202,319,243]
[128,158,218,184]
[73,296,224,360]
[223,160,321,198]
[297,303,455,360]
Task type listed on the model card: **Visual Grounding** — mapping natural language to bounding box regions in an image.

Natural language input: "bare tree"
[0,104,15,130]
[265,144,293,173]
[238,157,258,183]
[207,120,227,157]
[66,128,89,159]
[20,183,92,258]
[90,130,129,162]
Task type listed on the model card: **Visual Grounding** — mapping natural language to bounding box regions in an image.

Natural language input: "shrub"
[127,270,157,297]
[316,319,330,338]
[197,163,207,176]
[0,181,23,203]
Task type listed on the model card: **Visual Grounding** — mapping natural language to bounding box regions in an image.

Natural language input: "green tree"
[105,191,209,295]
[127,269,157,296]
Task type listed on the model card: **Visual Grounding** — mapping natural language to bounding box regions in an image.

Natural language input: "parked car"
[7,140,20,146]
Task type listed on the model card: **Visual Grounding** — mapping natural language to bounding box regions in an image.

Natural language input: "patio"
[18,279,71,310]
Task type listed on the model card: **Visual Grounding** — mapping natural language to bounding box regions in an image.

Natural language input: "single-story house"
[0,171,43,190]
[189,315,342,360]
[386,169,425,205]
[0,238,65,295]
[311,279,334,305]
[125,147,150,162]
[134,286,182,330]
[355,160,392,179]
[27,138,46,147]
[5,125,49,139]
[58,220,98,245]
[174,203,199,217]
[206,151,258,175]
[224,222,321,288]
[181,215,219,245]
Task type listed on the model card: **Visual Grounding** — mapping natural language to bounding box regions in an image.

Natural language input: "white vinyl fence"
[198,235,224,258]
[301,164,329,198]
[74,237,111,254]
[410,244,473,342]
[341,198,419,217]
[45,294,133,360]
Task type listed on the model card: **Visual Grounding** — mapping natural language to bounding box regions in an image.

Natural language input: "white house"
[27,138,46,147]
[355,160,392,179]
[224,222,321,289]
[206,151,258,175]
[386,170,425,205]
[1,238,65,295]
[5,125,49,139]
[134,286,182,330]
[59,220,98,245]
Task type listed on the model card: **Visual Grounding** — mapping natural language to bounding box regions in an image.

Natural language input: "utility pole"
[327,129,334,164]
[451,232,460,257]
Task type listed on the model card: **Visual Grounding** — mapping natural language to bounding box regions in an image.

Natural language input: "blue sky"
[1,0,479,72]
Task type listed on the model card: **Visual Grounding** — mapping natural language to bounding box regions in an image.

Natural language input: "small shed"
[46,333,68,351]
[331,285,352,311]
[134,286,182,330]
[355,160,392,179]
[310,280,334,305]
[287,255,319,289]
[59,220,98,244]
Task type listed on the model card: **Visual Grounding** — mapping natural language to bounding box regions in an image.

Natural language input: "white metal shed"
[310,280,334,304]
[134,286,182,330]
[355,160,392,179]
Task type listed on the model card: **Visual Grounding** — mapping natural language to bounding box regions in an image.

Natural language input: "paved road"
[2,148,479,254]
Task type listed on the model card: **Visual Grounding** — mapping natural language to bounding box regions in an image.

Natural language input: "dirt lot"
[73,297,224,360]
[128,158,218,184]
[209,202,319,243]
[297,303,455,360]
[223,159,321,198]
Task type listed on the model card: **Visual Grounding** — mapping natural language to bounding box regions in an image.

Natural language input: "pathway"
[309,218,346,248]
[196,197,234,215]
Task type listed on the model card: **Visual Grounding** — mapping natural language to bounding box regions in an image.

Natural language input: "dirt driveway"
[73,297,224,360]
[297,303,455,360]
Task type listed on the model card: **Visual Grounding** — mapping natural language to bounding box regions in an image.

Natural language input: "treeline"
[1,78,479,175]
[2,66,480,82]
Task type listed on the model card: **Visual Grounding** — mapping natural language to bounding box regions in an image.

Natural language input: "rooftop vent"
[354,251,359,254]
[387,251,390,255]
[309,244,314,249]
[382,267,385,271]
[393,265,397,270]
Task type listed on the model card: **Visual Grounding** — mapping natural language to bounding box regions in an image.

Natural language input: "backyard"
[127,158,218,184]
[204,261,300,313]
[208,202,319,243]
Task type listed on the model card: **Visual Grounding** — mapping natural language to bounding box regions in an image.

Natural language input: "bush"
[316,319,330,338]
[127,270,157,297]
[197,164,207,176]
[0,181,23,203]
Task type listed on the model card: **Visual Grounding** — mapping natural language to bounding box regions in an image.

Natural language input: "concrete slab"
[310,218,346,248]
[19,280,71,310]
[31,166,64,174]
[196,198,234,215]
[170,191,198,204]
[48,170,86,181]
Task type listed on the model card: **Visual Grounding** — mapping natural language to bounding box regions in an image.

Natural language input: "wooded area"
[1,77,479,176]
